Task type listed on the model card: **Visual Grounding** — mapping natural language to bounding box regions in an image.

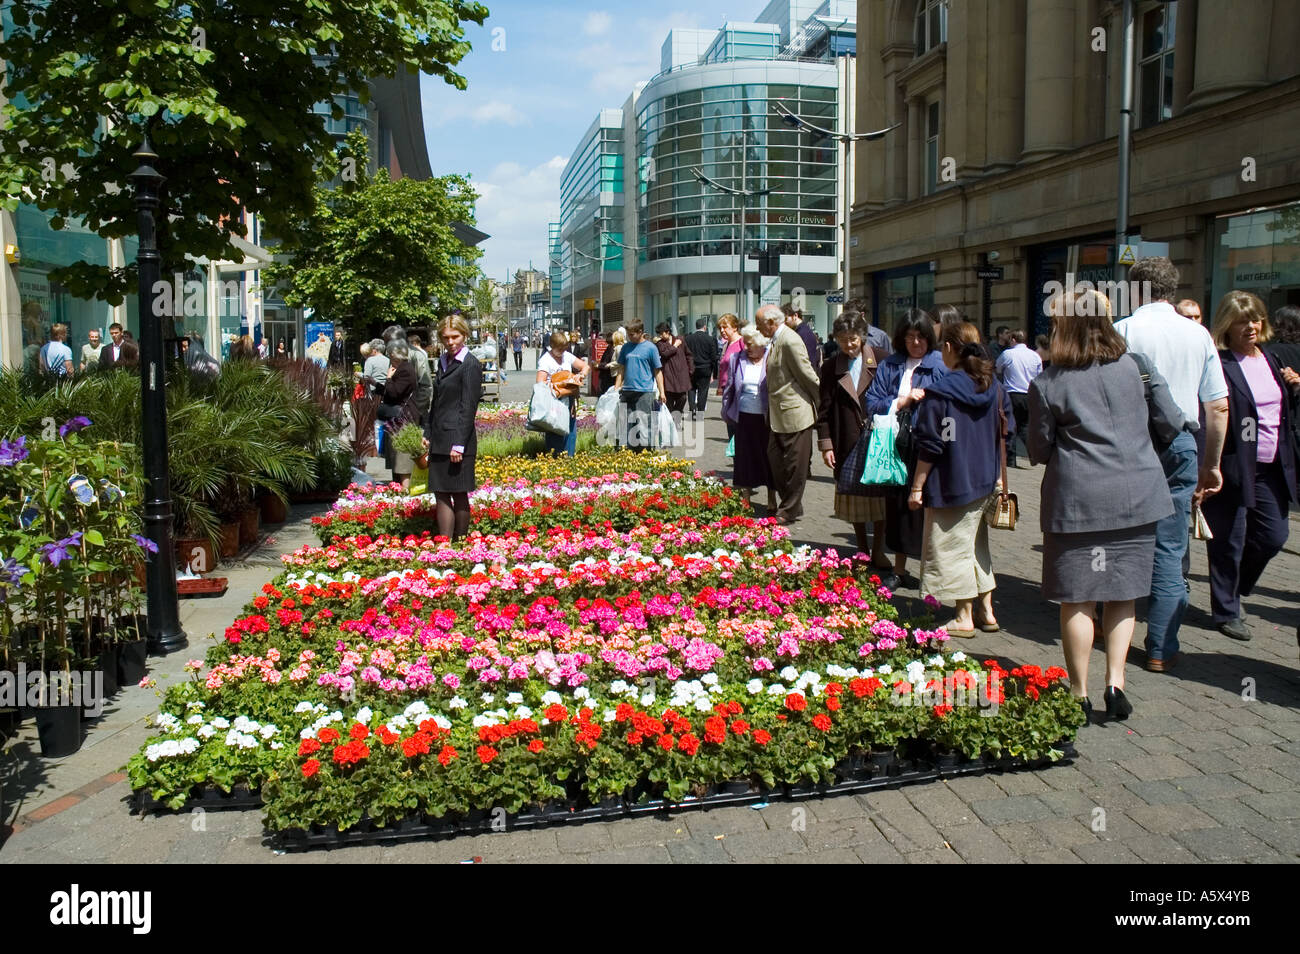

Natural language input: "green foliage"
[264,131,484,341]
[0,0,489,303]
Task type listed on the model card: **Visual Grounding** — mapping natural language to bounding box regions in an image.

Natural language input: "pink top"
[1234,350,1282,464]
[718,339,743,391]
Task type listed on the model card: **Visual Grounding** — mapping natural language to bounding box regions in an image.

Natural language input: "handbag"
[894,405,916,463]
[985,386,1019,530]
[860,413,907,486]
[549,369,582,399]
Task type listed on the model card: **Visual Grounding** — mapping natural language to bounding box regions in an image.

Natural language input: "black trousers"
[689,370,713,413]
[1008,391,1029,464]
[513,350,523,371]
[1203,460,1290,622]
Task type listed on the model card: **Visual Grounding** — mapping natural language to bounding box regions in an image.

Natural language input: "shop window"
[1138,1,1177,127]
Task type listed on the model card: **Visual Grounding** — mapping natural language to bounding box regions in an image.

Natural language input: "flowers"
[0,435,28,466]
[40,532,84,568]
[57,416,92,439]
[131,533,160,555]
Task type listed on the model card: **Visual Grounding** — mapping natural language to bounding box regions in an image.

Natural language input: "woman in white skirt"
[908,322,1013,634]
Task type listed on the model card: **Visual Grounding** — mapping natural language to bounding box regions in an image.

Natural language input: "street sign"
[826,292,844,304]
[975,266,1004,281]
[1118,245,1137,266]
[759,275,781,306]
[583,297,595,310]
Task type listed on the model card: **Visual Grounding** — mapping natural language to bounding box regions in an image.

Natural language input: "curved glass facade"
[637,80,838,263]
[559,112,625,295]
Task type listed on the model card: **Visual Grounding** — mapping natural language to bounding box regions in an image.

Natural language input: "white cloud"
[426,97,529,128]
[584,9,719,93]
[472,156,566,282]
[583,11,613,36]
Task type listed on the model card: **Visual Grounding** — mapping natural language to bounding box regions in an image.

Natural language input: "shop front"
[1210,202,1300,316]
[870,262,935,338]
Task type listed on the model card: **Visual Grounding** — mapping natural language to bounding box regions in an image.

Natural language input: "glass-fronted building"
[555,0,856,339]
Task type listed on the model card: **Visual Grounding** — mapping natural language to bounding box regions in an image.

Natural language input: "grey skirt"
[1041,523,1158,603]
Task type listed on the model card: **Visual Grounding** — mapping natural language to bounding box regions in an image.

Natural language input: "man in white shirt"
[1114,257,1229,672]
[41,323,75,377]
[995,329,1043,466]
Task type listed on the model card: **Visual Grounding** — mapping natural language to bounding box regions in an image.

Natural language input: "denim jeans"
[1146,430,1198,660]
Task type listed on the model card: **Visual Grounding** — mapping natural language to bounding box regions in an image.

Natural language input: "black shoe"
[1103,686,1132,721]
[1078,697,1093,724]
[1219,617,1252,641]
[878,573,902,591]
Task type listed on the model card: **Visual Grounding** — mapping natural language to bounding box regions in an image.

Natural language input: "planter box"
[238,507,260,547]
[260,494,288,524]
[175,537,216,574]
[217,522,240,559]
[177,577,229,599]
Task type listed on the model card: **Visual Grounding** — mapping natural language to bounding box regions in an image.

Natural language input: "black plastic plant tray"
[263,748,1075,852]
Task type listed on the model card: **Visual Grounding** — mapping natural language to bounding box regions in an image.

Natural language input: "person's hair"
[755,304,784,326]
[1046,290,1127,368]
[831,314,870,341]
[119,339,140,366]
[610,328,627,347]
[549,330,569,350]
[438,315,471,340]
[381,324,406,343]
[892,308,936,354]
[994,325,1010,338]
[367,337,386,355]
[939,322,994,391]
[1270,304,1300,344]
[846,297,868,315]
[387,341,410,360]
[408,333,422,348]
[88,328,100,337]
[696,317,707,330]
[1211,290,1272,349]
[1010,329,1027,344]
[928,303,965,329]
[656,322,671,335]
[230,334,256,360]
[1129,256,1180,302]
[51,322,68,341]
[358,342,371,357]
[717,313,739,332]
[781,303,800,320]
[625,318,645,337]
[1174,299,1200,318]
[739,324,768,349]
[108,322,123,333]
[1035,333,1050,351]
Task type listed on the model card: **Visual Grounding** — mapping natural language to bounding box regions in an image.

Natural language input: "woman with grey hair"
[379,339,420,487]
[721,324,776,512]
[363,338,390,397]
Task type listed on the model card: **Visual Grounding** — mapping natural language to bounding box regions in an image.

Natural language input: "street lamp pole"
[1115,0,1136,284]
[693,138,772,324]
[130,135,187,655]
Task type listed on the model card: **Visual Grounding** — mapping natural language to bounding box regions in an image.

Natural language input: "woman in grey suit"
[423,314,483,540]
[1028,290,1179,722]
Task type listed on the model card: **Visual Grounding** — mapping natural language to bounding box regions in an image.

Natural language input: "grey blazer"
[1027,354,1177,534]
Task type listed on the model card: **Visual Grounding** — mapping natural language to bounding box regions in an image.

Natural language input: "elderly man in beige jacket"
[755,303,821,524]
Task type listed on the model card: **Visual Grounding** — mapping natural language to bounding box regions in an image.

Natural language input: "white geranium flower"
[481,692,496,705]
[603,709,618,722]
[610,680,629,695]
[186,714,203,725]
[259,724,278,739]
[432,715,452,730]
[153,713,179,730]
[404,701,430,719]
[746,679,764,695]
[472,715,499,728]
[877,664,892,675]
[780,666,799,682]
[186,701,206,711]
[573,686,590,700]
[327,711,343,723]
[355,706,373,725]
[387,715,410,730]
[693,697,713,712]
[950,651,967,663]
[269,742,283,750]
[701,673,719,686]
[639,692,656,707]
[448,696,468,710]
[927,655,945,668]
[767,683,787,696]
[293,701,315,714]
[506,692,524,705]
[514,706,533,719]
[541,691,562,706]
[197,724,216,740]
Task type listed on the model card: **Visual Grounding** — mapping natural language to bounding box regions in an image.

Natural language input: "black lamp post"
[130,135,187,655]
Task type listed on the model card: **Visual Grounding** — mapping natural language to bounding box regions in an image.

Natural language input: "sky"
[419,0,744,284]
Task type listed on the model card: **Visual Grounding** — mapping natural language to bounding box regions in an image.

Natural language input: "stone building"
[850,0,1300,338]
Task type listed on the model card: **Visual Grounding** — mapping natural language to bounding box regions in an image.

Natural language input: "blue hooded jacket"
[913,368,1014,509]
[865,350,948,417]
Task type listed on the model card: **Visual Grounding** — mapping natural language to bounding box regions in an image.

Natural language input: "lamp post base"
[147,627,190,656]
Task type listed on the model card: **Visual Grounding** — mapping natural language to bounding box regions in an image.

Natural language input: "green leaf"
[84,529,105,546]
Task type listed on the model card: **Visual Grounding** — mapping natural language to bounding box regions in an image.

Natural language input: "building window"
[1138,1,1177,127]
[924,101,940,195]
[914,0,948,57]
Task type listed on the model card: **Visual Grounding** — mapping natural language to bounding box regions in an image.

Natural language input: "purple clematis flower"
[41,532,85,567]
[0,435,28,466]
[130,533,160,555]
[58,416,92,439]
[1,557,22,587]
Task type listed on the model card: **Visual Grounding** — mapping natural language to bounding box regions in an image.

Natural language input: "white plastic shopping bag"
[527,382,570,436]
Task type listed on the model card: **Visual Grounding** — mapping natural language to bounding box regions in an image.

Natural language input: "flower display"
[129,464,1086,832]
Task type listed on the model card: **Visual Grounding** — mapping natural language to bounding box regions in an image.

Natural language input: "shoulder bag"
[1127,351,1183,454]
[984,385,1019,530]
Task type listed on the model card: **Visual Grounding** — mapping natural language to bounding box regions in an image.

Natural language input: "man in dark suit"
[98,322,126,368]
[782,303,820,370]
[684,318,719,420]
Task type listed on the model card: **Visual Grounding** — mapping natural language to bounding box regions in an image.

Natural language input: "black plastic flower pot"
[868,747,897,775]
[0,707,22,736]
[117,638,148,686]
[35,705,83,757]
[96,644,120,698]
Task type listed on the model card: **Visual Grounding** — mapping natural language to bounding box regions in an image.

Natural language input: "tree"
[472,276,496,325]
[0,0,489,303]
[263,132,482,341]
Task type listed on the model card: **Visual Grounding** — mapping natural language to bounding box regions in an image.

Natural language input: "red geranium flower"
[677,733,700,756]
[298,738,321,757]
[317,726,341,744]
[784,692,807,712]
[528,739,545,754]
[349,723,369,740]
[301,758,320,778]
[437,745,458,766]
[615,703,634,722]
[730,719,750,735]
[626,731,644,746]
[811,714,832,732]
[543,704,569,723]
[477,745,499,764]
[657,734,676,751]
[753,729,772,745]
[826,696,842,712]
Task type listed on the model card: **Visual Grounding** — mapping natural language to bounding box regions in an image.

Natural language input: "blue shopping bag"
[860,413,907,486]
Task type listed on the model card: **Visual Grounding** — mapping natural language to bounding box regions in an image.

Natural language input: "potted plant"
[391,422,425,475]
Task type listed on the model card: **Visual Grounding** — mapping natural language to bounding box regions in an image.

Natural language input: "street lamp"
[692,128,774,320]
[571,232,643,336]
[129,135,187,655]
[772,100,899,314]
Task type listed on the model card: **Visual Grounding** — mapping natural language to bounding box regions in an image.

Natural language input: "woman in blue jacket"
[864,310,947,590]
[908,321,1013,634]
